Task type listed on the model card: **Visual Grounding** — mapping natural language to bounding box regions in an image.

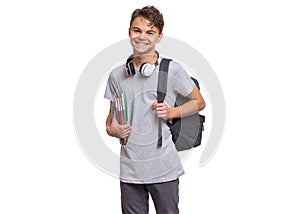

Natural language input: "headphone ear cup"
[129,62,136,75]
[140,63,155,77]
[126,61,136,76]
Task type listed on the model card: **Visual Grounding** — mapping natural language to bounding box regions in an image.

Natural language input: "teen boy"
[105,6,205,214]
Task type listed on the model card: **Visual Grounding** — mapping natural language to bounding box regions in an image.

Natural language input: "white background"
[1,0,299,213]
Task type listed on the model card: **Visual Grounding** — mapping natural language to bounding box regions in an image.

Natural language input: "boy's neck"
[132,51,158,68]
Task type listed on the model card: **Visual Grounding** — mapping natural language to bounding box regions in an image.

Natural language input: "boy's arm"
[106,101,131,138]
[153,86,205,120]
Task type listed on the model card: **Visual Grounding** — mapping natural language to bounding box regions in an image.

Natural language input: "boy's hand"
[152,101,170,120]
[108,112,131,138]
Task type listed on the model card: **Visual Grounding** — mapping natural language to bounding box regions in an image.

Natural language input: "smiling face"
[129,16,163,56]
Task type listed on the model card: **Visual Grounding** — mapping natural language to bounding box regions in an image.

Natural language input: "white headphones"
[125,51,159,77]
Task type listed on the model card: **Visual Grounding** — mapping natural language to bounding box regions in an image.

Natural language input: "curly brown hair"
[130,6,164,34]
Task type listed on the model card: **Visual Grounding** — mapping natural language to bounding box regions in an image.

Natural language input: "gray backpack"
[157,58,205,151]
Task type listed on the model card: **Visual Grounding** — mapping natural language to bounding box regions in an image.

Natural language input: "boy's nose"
[136,35,147,41]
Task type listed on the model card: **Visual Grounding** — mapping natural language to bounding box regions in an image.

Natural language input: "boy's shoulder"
[108,63,127,79]
[163,59,185,73]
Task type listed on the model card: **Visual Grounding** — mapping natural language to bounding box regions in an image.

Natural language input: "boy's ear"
[128,28,131,37]
[156,33,163,43]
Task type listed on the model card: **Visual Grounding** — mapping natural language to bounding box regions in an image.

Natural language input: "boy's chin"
[133,48,154,56]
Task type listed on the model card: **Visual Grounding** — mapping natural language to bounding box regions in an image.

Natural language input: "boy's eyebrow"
[131,27,141,30]
[131,27,158,33]
[147,29,157,33]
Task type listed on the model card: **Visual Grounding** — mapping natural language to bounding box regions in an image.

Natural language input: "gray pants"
[120,179,179,214]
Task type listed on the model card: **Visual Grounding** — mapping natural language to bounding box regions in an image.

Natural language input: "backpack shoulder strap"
[157,58,172,148]
[157,58,172,103]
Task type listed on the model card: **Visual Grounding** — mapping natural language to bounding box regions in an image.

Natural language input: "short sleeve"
[169,61,195,97]
[104,72,117,101]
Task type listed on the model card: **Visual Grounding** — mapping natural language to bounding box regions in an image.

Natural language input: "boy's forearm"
[169,99,205,119]
[106,114,117,137]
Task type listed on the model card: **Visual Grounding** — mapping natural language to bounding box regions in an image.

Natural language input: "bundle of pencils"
[114,93,128,145]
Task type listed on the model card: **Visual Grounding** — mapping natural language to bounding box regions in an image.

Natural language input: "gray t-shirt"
[104,57,195,184]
